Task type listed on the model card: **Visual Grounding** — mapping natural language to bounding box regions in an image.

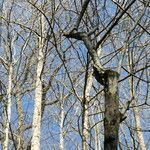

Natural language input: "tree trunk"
[16,85,24,150]
[126,50,146,150]
[132,99,146,150]
[93,118,101,150]
[103,70,120,150]
[31,14,44,150]
[82,99,89,150]
[129,80,146,150]
[64,11,122,149]
[60,101,64,150]
[82,72,93,150]
[3,64,13,150]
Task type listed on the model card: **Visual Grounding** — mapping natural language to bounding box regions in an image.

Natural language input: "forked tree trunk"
[31,15,44,150]
[103,70,120,150]
[64,33,122,149]
[64,19,122,150]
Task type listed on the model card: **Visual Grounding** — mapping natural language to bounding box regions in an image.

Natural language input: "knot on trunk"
[93,66,119,86]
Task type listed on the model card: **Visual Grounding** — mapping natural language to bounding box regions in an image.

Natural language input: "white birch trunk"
[133,105,146,150]
[3,64,13,150]
[60,101,64,150]
[126,51,146,150]
[16,86,24,150]
[31,14,45,150]
[130,91,146,150]
[94,123,101,150]
[82,72,93,150]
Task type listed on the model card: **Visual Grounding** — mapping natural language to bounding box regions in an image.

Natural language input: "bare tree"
[0,0,149,149]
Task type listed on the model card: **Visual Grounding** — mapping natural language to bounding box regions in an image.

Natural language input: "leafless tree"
[0,0,149,150]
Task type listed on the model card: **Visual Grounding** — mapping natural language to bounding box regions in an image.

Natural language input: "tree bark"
[103,70,120,150]
[16,85,24,150]
[129,76,146,150]
[132,97,146,150]
[3,64,13,150]
[31,14,44,150]
[82,72,93,150]
[93,117,101,150]
[126,49,146,150]
[60,100,64,150]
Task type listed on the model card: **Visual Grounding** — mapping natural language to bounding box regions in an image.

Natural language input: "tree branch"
[74,0,91,30]
[96,0,137,49]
